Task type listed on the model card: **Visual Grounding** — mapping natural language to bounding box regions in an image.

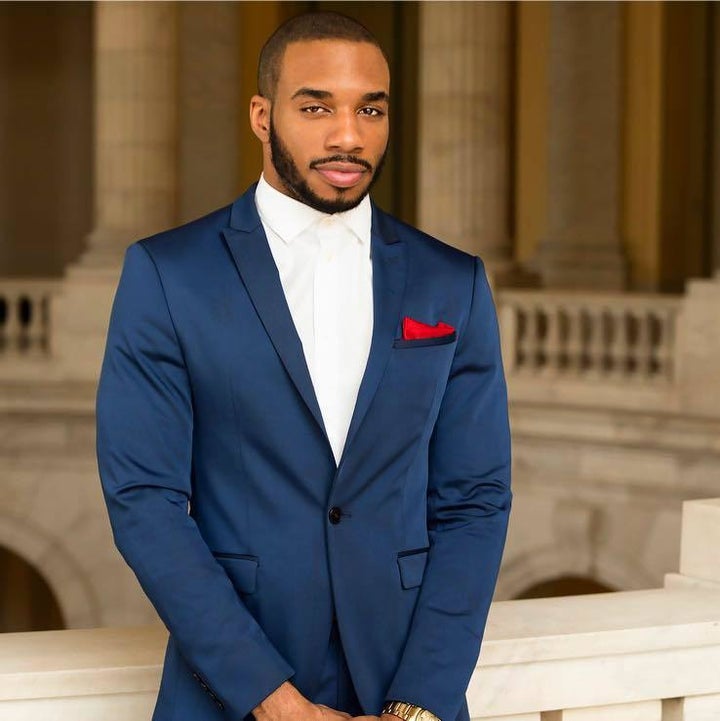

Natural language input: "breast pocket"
[392,331,457,349]
[374,333,457,438]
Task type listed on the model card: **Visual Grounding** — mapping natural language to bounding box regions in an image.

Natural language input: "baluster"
[534,304,547,372]
[544,699,661,719]
[542,303,560,377]
[514,305,527,372]
[497,298,518,375]
[656,308,674,381]
[24,291,47,353]
[523,306,540,372]
[564,305,581,374]
[635,309,652,378]
[610,307,629,379]
[475,713,540,720]
[668,692,720,720]
[0,294,5,351]
[586,305,605,378]
[4,292,21,354]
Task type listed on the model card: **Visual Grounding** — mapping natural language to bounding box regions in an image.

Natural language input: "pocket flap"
[213,553,259,594]
[397,549,429,589]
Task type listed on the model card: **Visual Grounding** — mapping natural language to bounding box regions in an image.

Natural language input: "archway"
[514,574,614,600]
[0,545,65,632]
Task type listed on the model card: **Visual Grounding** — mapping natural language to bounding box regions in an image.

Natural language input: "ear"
[250,95,271,143]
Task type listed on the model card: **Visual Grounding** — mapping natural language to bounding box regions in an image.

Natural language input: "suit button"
[328,506,342,524]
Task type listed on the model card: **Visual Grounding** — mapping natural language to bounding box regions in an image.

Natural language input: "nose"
[326,109,364,153]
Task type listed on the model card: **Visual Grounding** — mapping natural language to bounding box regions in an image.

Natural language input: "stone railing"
[0,280,59,357]
[2,498,720,721]
[2,273,720,420]
[497,289,682,384]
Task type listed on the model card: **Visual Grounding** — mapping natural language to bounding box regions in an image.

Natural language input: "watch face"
[417,712,433,721]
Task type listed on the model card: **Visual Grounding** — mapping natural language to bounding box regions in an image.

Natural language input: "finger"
[316,705,352,719]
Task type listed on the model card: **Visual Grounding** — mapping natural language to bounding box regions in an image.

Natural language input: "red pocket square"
[402,316,456,340]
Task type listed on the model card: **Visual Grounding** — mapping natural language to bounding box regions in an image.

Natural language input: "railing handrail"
[0,279,62,292]
[2,585,720,715]
[498,288,684,309]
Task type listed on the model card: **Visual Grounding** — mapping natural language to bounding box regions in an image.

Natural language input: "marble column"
[417,2,533,288]
[54,1,178,380]
[534,2,627,290]
[73,1,178,272]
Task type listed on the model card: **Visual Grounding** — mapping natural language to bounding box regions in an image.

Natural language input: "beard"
[269,115,387,214]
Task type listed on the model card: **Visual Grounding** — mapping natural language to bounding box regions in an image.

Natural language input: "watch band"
[382,700,442,721]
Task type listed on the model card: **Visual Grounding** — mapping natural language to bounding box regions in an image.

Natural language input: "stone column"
[54,1,178,380]
[712,3,720,273]
[73,1,178,271]
[177,2,241,223]
[534,2,627,290]
[417,2,533,288]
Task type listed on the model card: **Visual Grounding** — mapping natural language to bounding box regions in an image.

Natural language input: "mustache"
[309,155,373,172]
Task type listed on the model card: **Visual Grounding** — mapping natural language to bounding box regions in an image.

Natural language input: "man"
[96,12,512,721]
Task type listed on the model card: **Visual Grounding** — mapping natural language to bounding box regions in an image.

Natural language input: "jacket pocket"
[393,331,457,349]
[212,552,259,594]
[397,547,429,589]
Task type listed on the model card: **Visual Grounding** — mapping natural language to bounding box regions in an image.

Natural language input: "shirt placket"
[313,220,347,463]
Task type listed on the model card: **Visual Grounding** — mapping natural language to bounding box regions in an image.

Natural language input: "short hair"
[257,11,388,99]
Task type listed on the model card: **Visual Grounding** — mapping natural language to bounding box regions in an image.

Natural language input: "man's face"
[258,39,390,214]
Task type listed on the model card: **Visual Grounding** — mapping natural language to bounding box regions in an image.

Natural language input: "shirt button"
[328,506,343,525]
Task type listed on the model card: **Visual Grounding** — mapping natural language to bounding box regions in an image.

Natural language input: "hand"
[317,704,352,720]
[253,681,351,721]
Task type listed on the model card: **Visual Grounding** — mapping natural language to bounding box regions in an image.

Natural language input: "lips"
[314,163,368,188]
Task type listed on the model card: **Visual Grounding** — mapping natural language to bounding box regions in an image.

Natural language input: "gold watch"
[382,700,441,721]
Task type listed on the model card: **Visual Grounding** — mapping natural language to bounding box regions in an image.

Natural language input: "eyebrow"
[290,87,390,103]
[291,88,332,101]
[362,91,390,104]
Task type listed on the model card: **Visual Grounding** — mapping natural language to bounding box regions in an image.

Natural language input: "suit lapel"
[222,186,329,443]
[338,205,407,469]
[221,185,407,467]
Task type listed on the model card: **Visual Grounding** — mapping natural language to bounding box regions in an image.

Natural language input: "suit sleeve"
[95,241,294,720]
[383,257,512,721]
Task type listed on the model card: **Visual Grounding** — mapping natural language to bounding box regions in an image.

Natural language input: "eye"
[301,105,329,115]
[358,107,385,117]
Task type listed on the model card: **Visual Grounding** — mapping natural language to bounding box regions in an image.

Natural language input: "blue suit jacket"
[96,184,512,721]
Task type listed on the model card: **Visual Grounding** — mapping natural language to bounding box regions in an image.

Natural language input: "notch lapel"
[222,186,330,445]
[338,204,407,469]
[221,186,408,469]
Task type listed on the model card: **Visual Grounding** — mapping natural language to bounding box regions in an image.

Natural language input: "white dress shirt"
[254,174,374,466]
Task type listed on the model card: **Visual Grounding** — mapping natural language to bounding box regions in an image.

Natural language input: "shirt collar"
[254,173,371,246]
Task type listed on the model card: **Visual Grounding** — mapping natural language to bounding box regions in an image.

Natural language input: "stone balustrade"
[2,274,720,420]
[497,289,681,383]
[0,281,58,357]
[494,279,720,419]
[1,498,720,721]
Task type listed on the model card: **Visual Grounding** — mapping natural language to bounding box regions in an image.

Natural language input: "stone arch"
[496,543,658,601]
[0,513,101,628]
[515,575,613,599]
